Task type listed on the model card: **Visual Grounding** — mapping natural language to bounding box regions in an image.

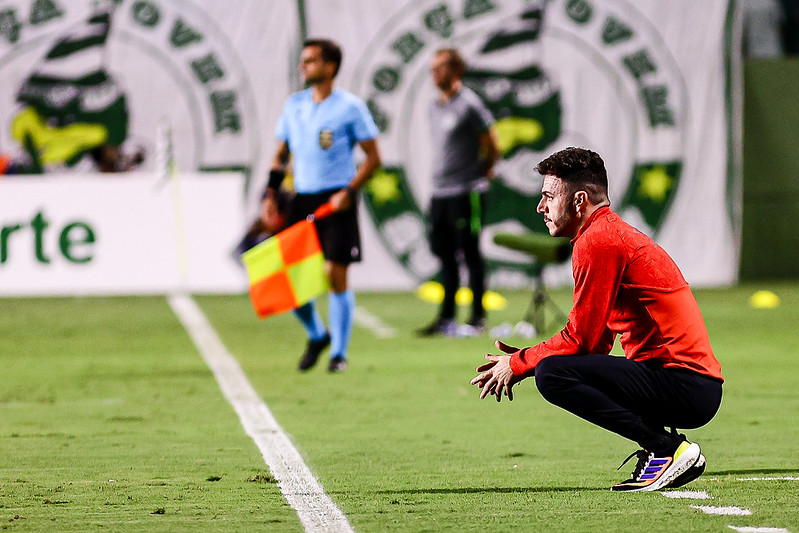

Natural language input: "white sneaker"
[513,321,537,339]
[457,319,486,337]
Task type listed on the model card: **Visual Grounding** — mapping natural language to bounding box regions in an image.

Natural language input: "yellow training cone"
[416,284,508,311]
[749,290,780,309]
[455,287,473,306]
[483,291,507,311]
[416,281,444,304]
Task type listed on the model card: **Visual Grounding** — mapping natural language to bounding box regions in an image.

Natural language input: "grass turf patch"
[196,284,799,532]
[2,284,798,531]
[0,296,301,531]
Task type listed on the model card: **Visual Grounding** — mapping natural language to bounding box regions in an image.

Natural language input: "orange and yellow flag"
[241,204,332,318]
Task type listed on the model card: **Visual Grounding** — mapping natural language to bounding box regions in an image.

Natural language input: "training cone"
[455,287,472,306]
[749,290,780,309]
[416,281,444,304]
[415,283,507,311]
[483,291,507,311]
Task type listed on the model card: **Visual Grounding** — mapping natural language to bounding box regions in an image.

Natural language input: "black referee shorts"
[287,189,362,265]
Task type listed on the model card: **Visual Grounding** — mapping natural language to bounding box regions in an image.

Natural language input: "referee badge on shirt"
[319,129,334,150]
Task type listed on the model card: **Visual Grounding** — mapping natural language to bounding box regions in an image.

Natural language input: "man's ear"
[573,190,588,211]
[324,61,337,79]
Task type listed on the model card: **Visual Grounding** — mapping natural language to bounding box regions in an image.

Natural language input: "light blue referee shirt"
[276,88,378,194]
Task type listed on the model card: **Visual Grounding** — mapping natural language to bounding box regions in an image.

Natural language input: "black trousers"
[428,192,486,321]
[534,354,723,454]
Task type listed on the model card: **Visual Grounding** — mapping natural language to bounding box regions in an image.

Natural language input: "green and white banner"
[315,0,743,288]
[0,0,294,177]
[0,0,741,294]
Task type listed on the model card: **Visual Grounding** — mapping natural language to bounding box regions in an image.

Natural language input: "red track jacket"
[509,206,723,381]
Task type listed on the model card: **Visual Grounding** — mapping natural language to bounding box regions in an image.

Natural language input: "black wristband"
[267,169,285,192]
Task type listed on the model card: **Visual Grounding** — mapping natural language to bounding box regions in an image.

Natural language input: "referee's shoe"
[298,333,330,371]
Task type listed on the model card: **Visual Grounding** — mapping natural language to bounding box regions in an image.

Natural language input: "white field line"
[729,509,795,533]
[167,294,354,533]
[661,490,711,500]
[354,305,396,338]
[692,505,752,516]
[736,477,799,481]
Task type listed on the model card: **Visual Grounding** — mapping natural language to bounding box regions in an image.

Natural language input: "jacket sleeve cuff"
[509,347,539,377]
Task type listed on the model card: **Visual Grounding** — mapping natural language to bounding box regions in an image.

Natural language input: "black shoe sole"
[665,455,706,489]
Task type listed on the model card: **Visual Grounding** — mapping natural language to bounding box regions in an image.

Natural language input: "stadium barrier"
[0,172,248,296]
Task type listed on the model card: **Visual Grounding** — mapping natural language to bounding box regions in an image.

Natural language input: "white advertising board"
[0,172,248,295]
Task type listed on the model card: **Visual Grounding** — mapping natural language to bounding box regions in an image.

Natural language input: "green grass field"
[2,284,798,532]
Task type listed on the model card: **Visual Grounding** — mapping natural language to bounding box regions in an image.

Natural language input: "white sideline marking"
[168,294,354,533]
[736,477,799,481]
[661,490,711,500]
[692,505,752,516]
[354,305,396,338]
[727,527,791,533]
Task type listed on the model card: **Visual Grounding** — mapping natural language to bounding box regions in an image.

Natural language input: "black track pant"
[534,354,723,454]
[428,192,486,321]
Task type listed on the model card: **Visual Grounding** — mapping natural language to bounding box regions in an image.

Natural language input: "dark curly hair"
[535,147,609,202]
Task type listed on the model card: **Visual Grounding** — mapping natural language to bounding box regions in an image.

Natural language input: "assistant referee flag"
[241,204,332,318]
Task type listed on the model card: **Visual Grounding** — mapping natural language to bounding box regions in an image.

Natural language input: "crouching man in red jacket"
[471,147,723,492]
